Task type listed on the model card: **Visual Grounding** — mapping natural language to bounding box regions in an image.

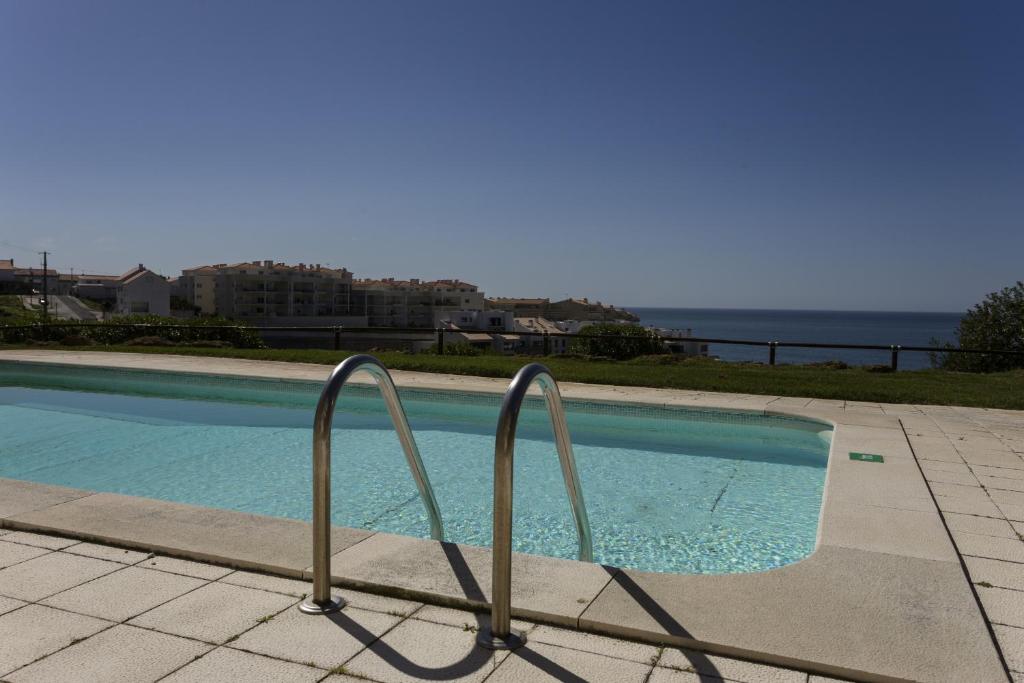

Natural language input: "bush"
[567,323,666,360]
[0,315,265,348]
[807,360,849,370]
[442,341,483,356]
[932,282,1024,372]
[124,336,173,346]
[59,334,94,346]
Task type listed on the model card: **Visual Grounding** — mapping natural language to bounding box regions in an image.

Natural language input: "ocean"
[628,308,963,370]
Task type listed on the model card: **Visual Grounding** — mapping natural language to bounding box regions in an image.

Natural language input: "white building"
[435,309,517,353]
[114,265,171,316]
[514,317,570,354]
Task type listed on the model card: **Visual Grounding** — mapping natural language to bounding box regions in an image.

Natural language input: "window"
[489,317,503,326]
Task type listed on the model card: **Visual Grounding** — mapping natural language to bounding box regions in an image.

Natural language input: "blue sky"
[1,0,1021,311]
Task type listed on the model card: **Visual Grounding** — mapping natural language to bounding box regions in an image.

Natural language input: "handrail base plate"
[298,596,347,615]
[476,626,527,651]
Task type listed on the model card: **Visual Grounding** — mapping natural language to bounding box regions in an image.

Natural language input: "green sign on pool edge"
[849,452,884,463]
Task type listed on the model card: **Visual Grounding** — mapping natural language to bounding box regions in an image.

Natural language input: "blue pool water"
[0,363,831,574]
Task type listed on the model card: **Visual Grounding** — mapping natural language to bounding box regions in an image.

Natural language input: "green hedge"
[567,323,666,360]
[0,315,265,348]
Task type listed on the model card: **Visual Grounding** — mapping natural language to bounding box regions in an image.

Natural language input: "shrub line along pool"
[0,350,1009,683]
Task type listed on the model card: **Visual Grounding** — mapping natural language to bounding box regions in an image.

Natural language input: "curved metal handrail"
[478,363,593,649]
[300,354,444,614]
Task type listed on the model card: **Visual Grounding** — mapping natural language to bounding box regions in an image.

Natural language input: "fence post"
[890,345,900,371]
[542,332,551,356]
[769,341,777,366]
[333,326,341,351]
[436,328,445,355]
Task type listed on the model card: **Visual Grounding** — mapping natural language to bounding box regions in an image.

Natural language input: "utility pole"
[40,251,50,321]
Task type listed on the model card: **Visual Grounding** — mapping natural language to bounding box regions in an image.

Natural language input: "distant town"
[0,258,711,356]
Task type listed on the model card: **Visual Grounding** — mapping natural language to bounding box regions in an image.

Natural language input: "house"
[514,317,570,354]
[435,309,517,353]
[113,265,171,316]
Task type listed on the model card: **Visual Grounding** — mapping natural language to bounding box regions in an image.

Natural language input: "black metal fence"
[2,322,1023,371]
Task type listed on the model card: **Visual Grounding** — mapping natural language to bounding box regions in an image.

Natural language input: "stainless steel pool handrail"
[477,363,593,650]
[299,354,445,615]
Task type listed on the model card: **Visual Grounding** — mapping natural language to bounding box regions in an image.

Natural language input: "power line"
[0,239,41,255]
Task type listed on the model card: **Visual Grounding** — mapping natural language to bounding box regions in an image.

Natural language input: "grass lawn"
[7,343,1022,410]
[0,296,38,325]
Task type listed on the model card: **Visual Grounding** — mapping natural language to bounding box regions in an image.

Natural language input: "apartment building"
[352,278,485,327]
[178,261,365,325]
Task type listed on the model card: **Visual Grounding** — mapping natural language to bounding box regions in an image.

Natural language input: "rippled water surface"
[0,370,829,574]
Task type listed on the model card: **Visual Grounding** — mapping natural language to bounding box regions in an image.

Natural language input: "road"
[23,294,103,320]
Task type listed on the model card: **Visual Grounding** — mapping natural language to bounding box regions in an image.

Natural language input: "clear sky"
[1,0,1021,311]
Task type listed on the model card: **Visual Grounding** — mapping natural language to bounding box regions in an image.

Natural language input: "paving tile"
[974,465,1024,481]
[0,552,122,602]
[219,570,311,598]
[999,503,1024,523]
[411,605,532,633]
[964,556,1024,592]
[921,468,978,486]
[980,476,1024,493]
[0,604,110,677]
[129,581,296,644]
[934,496,1003,518]
[952,532,1024,563]
[647,669,702,683]
[991,489,1024,507]
[993,624,1024,674]
[919,461,971,475]
[162,646,324,682]
[230,604,401,670]
[486,641,652,682]
[8,492,373,577]
[944,513,1018,539]
[61,542,150,565]
[6,624,210,683]
[141,555,234,580]
[0,595,26,616]
[42,566,206,622]
[929,482,990,501]
[335,589,422,617]
[345,617,505,683]
[1,531,79,550]
[962,451,1024,469]
[0,540,50,570]
[977,586,1024,628]
[821,501,955,561]
[0,480,92,518]
[658,648,806,682]
[325,532,613,627]
[1013,521,1024,538]
[529,624,660,664]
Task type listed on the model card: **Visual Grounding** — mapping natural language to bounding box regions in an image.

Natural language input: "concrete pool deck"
[1,350,1022,682]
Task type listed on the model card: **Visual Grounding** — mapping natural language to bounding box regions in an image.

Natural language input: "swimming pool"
[0,361,831,574]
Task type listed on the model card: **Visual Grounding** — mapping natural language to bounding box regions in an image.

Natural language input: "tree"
[567,323,666,360]
[932,282,1024,372]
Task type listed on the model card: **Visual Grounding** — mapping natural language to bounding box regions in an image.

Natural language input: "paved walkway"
[0,531,840,682]
[903,405,1024,681]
